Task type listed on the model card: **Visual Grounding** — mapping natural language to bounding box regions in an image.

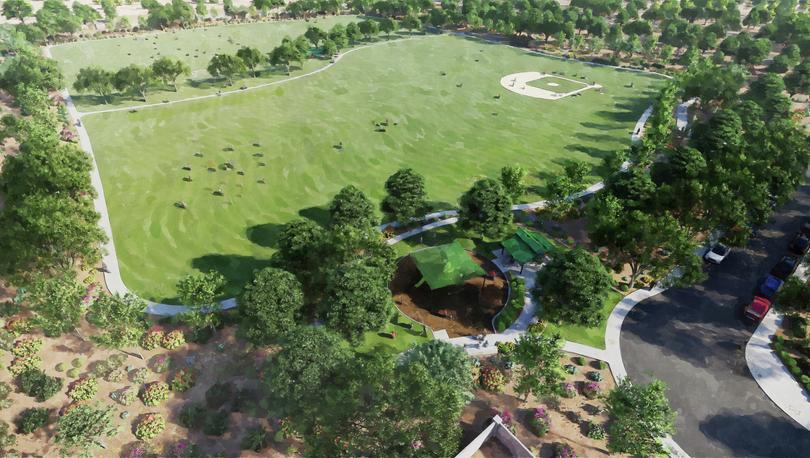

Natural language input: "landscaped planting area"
[51,25,664,301]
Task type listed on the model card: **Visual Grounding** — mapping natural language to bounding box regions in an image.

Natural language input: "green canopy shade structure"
[411,241,487,290]
[501,228,556,264]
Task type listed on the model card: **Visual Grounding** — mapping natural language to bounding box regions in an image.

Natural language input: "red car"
[744,296,772,322]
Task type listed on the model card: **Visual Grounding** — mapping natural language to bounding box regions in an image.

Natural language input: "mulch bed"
[391,253,507,338]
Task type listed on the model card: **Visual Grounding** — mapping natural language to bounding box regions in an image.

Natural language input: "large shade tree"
[238,267,303,344]
[322,261,393,343]
[458,178,513,239]
[381,167,428,222]
[150,56,190,90]
[329,184,377,229]
[73,67,115,103]
[605,378,676,456]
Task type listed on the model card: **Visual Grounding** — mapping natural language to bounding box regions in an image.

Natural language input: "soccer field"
[71,32,664,302]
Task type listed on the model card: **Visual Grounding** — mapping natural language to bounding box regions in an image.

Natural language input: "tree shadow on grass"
[191,254,273,298]
[298,205,330,227]
[245,223,284,249]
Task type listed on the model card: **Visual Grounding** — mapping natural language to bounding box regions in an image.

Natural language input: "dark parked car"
[771,255,800,280]
[789,233,810,255]
[758,275,784,299]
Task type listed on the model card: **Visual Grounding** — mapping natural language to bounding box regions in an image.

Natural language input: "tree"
[35,0,81,37]
[321,38,337,58]
[2,137,94,202]
[499,165,526,202]
[747,72,791,120]
[0,49,63,96]
[329,184,377,228]
[304,26,326,46]
[177,271,226,338]
[786,59,810,94]
[151,57,190,91]
[358,19,380,39]
[26,271,85,337]
[605,378,676,456]
[113,64,153,100]
[195,0,208,18]
[346,21,363,43]
[55,403,118,456]
[2,0,33,23]
[0,194,105,278]
[264,326,352,417]
[73,67,115,103]
[381,168,427,222]
[536,248,613,326]
[238,267,303,345]
[379,17,398,37]
[323,262,393,343]
[273,218,325,278]
[72,3,101,25]
[328,24,348,49]
[206,54,246,85]
[400,340,473,400]
[268,37,306,74]
[511,332,566,401]
[236,46,266,77]
[545,161,589,219]
[86,293,148,348]
[458,178,513,238]
[100,0,117,21]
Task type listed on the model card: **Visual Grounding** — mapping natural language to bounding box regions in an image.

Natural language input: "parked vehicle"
[758,275,784,299]
[789,233,810,255]
[771,255,800,280]
[704,243,731,264]
[744,296,772,322]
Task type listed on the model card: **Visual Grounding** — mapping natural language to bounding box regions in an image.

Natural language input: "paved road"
[621,177,810,458]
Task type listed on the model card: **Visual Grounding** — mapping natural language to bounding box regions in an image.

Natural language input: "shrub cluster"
[170,368,195,392]
[67,377,98,401]
[561,382,577,398]
[205,381,234,409]
[555,443,577,458]
[528,406,551,437]
[586,421,606,440]
[111,386,138,406]
[11,336,43,358]
[586,371,604,382]
[141,329,164,350]
[162,330,186,350]
[9,355,43,376]
[17,368,63,401]
[479,366,506,393]
[16,407,49,434]
[140,382,170,406]
[134,413,166,441]
[583,382,601,399]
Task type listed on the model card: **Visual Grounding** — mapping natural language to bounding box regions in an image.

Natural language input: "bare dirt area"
[461,352,619,458]
[391,254,507,338]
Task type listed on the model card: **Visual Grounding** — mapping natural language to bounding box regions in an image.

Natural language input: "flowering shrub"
[162,330,186,350]
[67,377,98,401]
[170,368,195,392]
[586,371,603,382]
[12,337,43,358]
[561,382,577,398]
[141,329,164,350]
[583,382,600,399]
[166,440,198,458]
[5,317,32,335]
[586,421,606,440]
[499,409,516,434]
[105,367,127,383]
[9,356,42,376]
[134,413,165,441]
[555,443,577,458]
[131,367,150,384]
[528,406,551,437]
[140,382,170,406]
[479,366,506,393]
[124,441,155,458]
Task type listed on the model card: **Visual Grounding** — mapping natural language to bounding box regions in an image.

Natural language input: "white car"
[704,243,731,264]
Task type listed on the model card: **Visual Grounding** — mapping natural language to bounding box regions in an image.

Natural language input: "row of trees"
[74,56,190,102]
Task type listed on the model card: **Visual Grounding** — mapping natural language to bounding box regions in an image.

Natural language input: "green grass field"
[49,16,360,111]
[543,289,624,349]
[68,30,664,301]
[527,75,589,93]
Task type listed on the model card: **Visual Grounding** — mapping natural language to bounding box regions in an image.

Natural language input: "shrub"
[9,355,42,376]
[104,367,126,383]
[67,377,98,401]
[151,355,172,374]
[179,403,207,429]
[90,360,111,378]
[241,426,270,452]
[583,382,600,399]
[166,440,199,458]
[131,367,150,384]
[170,368,195,392]
[12,336,43,358]
[479,366,506,392]
[111,386,138,406]
[134,413,166,441]
[18,368,63,401]
[16,407,49,434]
[205,381,235,409]
[598,360,608,370]
[141,329,165,350]
[66,368,80,378]
[55,362,67,372]
[574,356,586,366]
[564,364,577,374]
[791,365,803,376]
[107,353,128,369]
[586,421,606,440]
[561,382,577,398]
[801,375,810,385]
[527,321,546,334]
[162,330,186,350]
[555,443,577,458]
[203,411,228,436]
[70,357,83,368]
[140,382,170,406]
[0,381,11,409]
[496,341,516,359]
[528,406,551,437]
[0,421,16,448]
[586,371,603,382]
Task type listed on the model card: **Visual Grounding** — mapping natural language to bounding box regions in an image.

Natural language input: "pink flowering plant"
[529,406,551,437]
[499,409,516,434]
[555,443,577,458]
[561,382,577,398]
[583,382,600,399]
